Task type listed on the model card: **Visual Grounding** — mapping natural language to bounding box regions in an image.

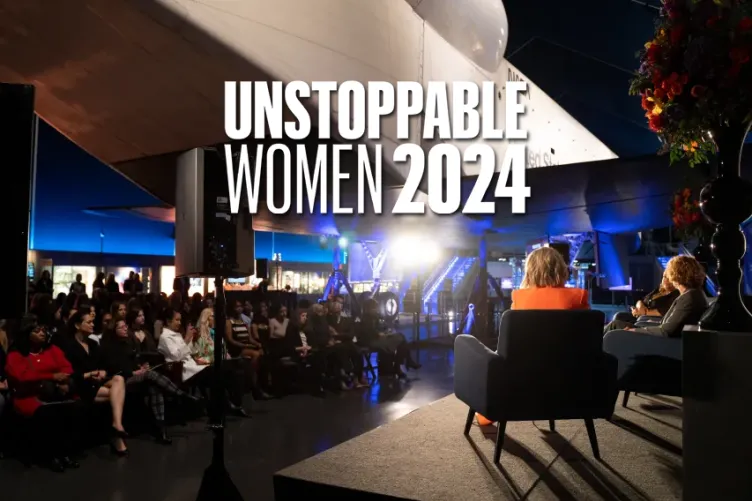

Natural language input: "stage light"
[338,237,348,248]
[391,237,440,266]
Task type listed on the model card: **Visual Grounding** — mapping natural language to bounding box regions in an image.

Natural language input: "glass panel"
[52,266,97,297]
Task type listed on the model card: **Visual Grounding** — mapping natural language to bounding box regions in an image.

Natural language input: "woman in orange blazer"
[476,246,589,426]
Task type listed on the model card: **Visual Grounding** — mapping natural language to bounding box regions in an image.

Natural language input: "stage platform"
[274,393,682,500]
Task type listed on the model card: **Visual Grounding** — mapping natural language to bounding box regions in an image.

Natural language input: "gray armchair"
[454,310,618,463]
[602,329,682,407]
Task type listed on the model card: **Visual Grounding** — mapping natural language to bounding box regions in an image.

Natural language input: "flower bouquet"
[629,0,752,167]
[671,187,711,241]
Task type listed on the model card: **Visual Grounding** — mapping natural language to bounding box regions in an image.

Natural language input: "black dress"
[63,338,106,403]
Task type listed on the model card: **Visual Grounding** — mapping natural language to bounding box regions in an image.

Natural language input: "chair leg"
[549,420,556,432]
[464,408,475,435]
[622,391,630,408]
[584,418,600,459]
[493,420,507,464]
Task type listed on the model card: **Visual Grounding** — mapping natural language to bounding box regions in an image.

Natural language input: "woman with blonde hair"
[193,307,216,365]
[476,246,588,426]
[512,246,589,310]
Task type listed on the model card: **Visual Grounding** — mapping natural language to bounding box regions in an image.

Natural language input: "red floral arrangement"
[629,0,752,166]
[671,187,709,240]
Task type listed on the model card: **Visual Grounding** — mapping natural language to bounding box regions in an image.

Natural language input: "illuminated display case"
[160,266,206,296]
[53,266,97,297]
[277,270,326,293]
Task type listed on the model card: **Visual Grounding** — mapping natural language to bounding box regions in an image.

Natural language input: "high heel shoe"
[155,423,173,445]
[109,443,129,457]
[111,426,129,439]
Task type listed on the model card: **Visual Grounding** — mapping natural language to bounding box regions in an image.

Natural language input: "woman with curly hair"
[624,255,708,338]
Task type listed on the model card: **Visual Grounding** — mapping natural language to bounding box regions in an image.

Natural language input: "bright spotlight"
[391,236,440,266]
[338,237,348,249]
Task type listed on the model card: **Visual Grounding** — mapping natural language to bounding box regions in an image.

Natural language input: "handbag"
[24,354,75,403]
[37,380,74,403]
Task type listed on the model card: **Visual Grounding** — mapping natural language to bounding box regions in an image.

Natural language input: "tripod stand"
[196,275,244,501]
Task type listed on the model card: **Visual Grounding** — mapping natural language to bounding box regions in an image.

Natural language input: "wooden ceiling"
[0,0,277,165]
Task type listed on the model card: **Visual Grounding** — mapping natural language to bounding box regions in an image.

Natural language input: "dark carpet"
[276,393,682,500]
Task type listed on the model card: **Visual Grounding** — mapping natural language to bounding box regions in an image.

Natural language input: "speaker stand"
[196,275,244,501]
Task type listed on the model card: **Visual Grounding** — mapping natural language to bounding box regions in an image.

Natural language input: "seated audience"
[358,299,421,378]
[193,307,217,365]
[111,301,127,322]
[249,302,270,353]
[604,271,679,332]
[227,301,270,398]
[64,311,129,456]
[622,255,708,338]
[305,303,355,390]
[284,309,312,360]
[158,308,249,417]
[477,246,590,426]
[101,319,201,445]
[127,308,158,352]
[227,300,263,360]
[328,299,368,388]
[241,301,253,330]
[268,304,290,358]
[5,315,83,472]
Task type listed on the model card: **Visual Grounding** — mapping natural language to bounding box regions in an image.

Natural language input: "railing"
[422,256,460,312]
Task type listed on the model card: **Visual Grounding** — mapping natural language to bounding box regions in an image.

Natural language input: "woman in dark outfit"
[126,308,158,352]
[604,273,680,332]
[101,319,201,444]
[64,311,129,456]
[358,299,421,378]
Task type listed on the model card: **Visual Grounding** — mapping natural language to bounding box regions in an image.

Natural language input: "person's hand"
[141,363,150,371]
[52,372,69,383]
[133,368,146,376]
[184,330,195,344]
[92,370,106,381]
[57,384,69,394]
[624,326,634,331]
[0,380,8,390]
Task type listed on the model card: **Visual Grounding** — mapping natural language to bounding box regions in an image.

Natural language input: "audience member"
[5,315,83,471]
[101,319,201,444]
[64,311,129,456]
[158,308,249,417]
[358,299,420,378]
[126,308,158,352]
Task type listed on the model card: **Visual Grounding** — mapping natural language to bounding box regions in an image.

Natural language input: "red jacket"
[5,345,74,417]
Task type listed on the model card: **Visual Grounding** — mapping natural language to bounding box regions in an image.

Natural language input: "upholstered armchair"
[602,329,682,408]
[454,310,618,463]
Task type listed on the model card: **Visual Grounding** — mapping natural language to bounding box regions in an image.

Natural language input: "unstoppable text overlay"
[223,81,531,215]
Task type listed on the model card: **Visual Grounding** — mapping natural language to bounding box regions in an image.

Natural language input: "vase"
[698,120,752,332]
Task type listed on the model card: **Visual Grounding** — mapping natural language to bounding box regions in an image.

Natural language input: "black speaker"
[175,148,255,278]
[0,84,35,321]
[255,258,269,280]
